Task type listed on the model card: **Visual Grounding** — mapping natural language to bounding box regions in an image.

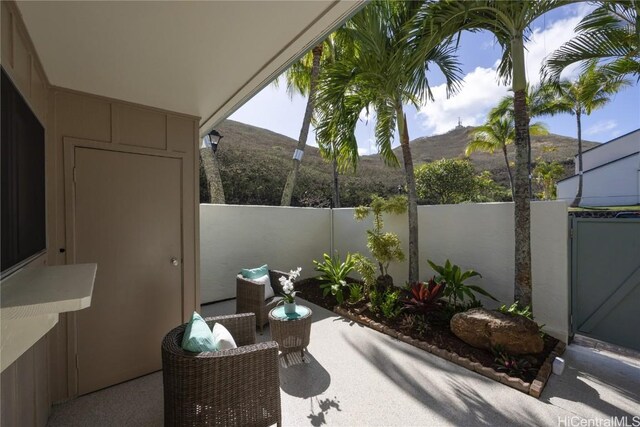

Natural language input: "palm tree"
[279,43,325,206]
[543,1,639,82]
[466,118,548,200]
[551,61,631,206]
[490,83,562,197]
[315,0,462,283]
[415,0,567,308]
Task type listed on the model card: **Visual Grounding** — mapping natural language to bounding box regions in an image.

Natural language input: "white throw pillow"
[253,273,275,300]
[212,322,237,351]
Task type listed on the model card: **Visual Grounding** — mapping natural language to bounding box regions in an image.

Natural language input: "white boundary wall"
[201,201,569,341]
[200,205,331,303]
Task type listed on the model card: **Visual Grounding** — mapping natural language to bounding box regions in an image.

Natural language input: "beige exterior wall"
[201,202,569,341]
[2,0,201,416]
[200,204,331,303]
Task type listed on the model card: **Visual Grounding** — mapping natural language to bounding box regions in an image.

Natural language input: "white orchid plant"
[279,267,302,304]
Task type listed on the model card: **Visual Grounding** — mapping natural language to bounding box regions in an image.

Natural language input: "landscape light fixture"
[202,129,224,154]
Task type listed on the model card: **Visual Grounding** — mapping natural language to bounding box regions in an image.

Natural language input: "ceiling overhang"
[15,1,366,135]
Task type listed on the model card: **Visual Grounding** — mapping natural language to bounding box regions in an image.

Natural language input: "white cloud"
[419,66,510,134]
[418,9,587,135]
[585,120,618,136]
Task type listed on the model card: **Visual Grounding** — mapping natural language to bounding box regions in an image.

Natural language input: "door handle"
[170,257,179,266]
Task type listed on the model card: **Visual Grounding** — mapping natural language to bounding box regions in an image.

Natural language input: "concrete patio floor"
[48,299,639,426]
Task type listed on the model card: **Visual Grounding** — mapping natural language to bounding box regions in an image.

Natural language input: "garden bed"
[296,277,565,397]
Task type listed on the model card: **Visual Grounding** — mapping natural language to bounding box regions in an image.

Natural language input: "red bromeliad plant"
[402,278,445,315]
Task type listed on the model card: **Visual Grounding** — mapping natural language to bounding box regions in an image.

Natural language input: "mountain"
[205,119,597,206]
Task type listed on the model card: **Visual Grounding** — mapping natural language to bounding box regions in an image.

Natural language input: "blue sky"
[230,4,639,155]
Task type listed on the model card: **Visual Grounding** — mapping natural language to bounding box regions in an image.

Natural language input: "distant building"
[556,129,640,206]
[455,117,464,129]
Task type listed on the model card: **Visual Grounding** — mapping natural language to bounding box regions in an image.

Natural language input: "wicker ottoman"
[268,305,312,359]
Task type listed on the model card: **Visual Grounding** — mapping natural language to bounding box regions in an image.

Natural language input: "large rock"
[450,308,543,355]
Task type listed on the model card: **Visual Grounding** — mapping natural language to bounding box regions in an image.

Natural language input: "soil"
[296,277,558,384]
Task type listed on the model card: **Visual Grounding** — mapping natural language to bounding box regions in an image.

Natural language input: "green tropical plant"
[489,82,564,197]
[414,0,568,309]
[492,346,537,377]
[467,118,548,200]
[315,0,463,283]
[354,195,407,288]
[379,288,403,320]
[427,259,497,309]
[352,253,377,295]
[533,158,565,200]
[543,1,639,82]
[368,288,384,313]
[314,252,356,304]
[473,171,512,203]
[402,278,445,315]
[348,283,364,304]
[498,301,534,320]
[548,61,631,206]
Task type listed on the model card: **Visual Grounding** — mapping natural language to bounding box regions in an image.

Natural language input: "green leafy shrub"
[427,259,497,309]
[402,278,445,315]
[492,346,536,377]
[352,253,377,295]
[369,289,383,313]
[498,302,533,320]
[379,289,403,320]
[314,252,356,304]
[348,283,364,304]
[354,195,406,289]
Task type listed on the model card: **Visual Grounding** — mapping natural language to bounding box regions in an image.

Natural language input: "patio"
[47,299,640,427]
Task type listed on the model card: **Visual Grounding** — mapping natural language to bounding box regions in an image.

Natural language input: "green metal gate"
[571,217,640,351]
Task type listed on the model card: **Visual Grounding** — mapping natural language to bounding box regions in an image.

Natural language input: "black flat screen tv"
[1,67,46,277]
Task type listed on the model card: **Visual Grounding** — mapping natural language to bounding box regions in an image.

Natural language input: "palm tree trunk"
[511,34,532,309]
[200,148,225,204]
[397,108,419,283]
[281,45,323,206]
[527,130,533,199]
[502,144,515,201]
[571,111,583,207]
[332,156,341,208]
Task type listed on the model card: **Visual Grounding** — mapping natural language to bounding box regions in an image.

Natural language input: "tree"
[315,0,462,283]
[466,117,548,200]
[416,0,568,308]
[543,1,639,82]
[490,83,561,197]
[415,159,477,205]
[354,195,407,290]
[533,158,564,200]
[551,60,630,206]
[280,43,324,206]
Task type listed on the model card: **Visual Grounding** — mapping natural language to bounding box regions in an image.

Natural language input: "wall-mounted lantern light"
[201,129,224,154]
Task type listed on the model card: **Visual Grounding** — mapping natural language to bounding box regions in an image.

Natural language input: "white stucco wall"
[200,201,570,341]
[578,129,639,173]
[558,153,640,206]
[199,204,331,303]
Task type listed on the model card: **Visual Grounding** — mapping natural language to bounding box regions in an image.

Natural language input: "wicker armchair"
[161,313,282,427]
[236,270,287,333]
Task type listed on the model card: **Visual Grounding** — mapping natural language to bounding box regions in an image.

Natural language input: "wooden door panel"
[73,147,182,395]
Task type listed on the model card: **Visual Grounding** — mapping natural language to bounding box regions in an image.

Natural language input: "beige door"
[72,147,183,395]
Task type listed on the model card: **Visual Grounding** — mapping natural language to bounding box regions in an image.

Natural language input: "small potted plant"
[279,267,302,314]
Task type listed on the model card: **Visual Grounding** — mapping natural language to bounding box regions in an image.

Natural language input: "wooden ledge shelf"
[1,263,96,372]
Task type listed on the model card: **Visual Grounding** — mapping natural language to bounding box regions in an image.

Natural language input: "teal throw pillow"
[241,264,269,280]
[181,312,216,353]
